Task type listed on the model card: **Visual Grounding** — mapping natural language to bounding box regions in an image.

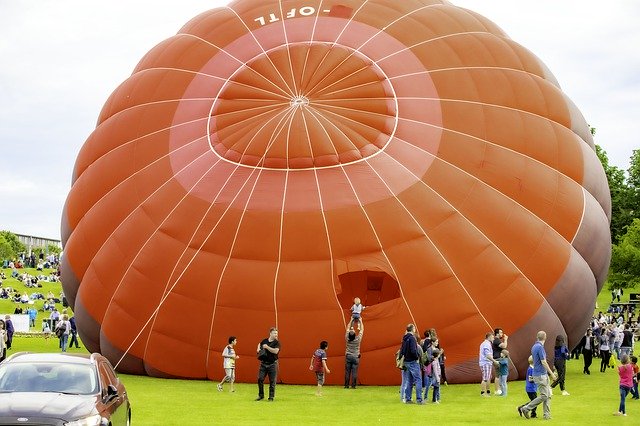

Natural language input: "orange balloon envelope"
[61,0,611,384]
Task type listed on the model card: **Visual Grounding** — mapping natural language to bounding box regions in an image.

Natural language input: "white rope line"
[299,0,326,90]
[299,0,372,95]
[300,107,346,328]
[313,106,493,331]
[202,109,298,370]
[109,107,295,370]
[279,0,299,95]
[304,106,418,326]
[176,32,292,99]
[224,6,296,96]
[304,2,439,96]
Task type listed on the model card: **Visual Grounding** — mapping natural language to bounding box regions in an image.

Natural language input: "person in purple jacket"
[551,334,570,396]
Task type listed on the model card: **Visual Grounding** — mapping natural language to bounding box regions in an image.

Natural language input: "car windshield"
[0,362,99,395]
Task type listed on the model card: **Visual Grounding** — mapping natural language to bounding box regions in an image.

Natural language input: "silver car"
[0,352,131,425]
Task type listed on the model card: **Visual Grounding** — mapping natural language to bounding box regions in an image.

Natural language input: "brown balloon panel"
[61,0,611,385]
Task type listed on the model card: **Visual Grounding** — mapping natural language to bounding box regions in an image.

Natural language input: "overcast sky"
[0,0,638,240]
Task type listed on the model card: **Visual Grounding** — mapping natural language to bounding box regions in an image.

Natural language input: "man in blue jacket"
[400,323,423,404]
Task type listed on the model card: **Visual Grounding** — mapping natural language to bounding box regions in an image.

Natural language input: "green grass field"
[0,267,68,330]
[7,334,637,425]
[4,267,638,424]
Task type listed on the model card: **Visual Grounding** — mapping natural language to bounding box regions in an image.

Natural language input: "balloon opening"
[336,270,401,309]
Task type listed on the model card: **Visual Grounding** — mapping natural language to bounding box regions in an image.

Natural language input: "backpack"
[421,348,433,366]
[55,322,66,338]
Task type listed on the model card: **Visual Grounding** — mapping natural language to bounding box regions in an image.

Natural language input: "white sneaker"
[217,384,223,392]
[495,390,502,396]
[562,390,570,396]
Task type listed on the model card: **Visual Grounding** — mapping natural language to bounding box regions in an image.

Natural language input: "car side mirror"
[104,384,119,402]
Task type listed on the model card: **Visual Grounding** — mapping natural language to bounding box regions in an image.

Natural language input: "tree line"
[0,230,61,263]
[596,131,640,290]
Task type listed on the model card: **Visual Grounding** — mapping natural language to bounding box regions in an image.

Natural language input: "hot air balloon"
[61,0,611,384]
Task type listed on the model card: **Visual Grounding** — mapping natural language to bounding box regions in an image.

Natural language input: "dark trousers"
[344,354,359,388]
[527,391,538,418]
[583,349,593,373]
[69,331,80,348]
[600,350,611,372]
[551,359,566,390]
[257,362,277,399]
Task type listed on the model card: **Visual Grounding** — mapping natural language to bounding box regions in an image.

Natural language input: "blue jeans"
[402,361,422,402]
[344,354,359,387]
[499,374,508,396]
[423,374,432,401]
[60,334,69,352]
[432,383,440,402]
[620,385,631,414]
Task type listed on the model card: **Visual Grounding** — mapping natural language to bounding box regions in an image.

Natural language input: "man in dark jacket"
[400,324,423,404]
[4,315,14,350]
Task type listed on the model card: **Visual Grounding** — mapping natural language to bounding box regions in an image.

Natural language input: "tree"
[626,149,640,219]
[46,243,62,256]
[0,235,13,262]
[608,218,640,289]
[595,144,636,243]
[0,231,24,259]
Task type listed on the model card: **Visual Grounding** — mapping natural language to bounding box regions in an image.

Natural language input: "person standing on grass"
[27,306,37,328]
[256,327,280,401]
[492,328,508,395]
[479,331,495,397]
[524,356,538,418]
[550,334,570,395]
[0,320,7,362]
[310,340,330,396]
[600,326,612,372]
[518,331,557,420]
[620,323,634,359]
[495,349,510,396]
[4,315,14,350]
[630,356,639,400]
[400,323,423,404]
[615,354,634,416]
[581,328,596,374]
[430,348,442,403]
[68,315,81,348]
[218,336,239,392]
[345,320,364,389]
[55,314,71,352]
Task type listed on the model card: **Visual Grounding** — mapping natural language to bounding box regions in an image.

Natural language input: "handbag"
[395,350,405,370]
[257,347,267,361]
[609,354,617,369]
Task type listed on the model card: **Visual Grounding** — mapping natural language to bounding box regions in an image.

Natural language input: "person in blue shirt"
[525,356,538,418]
[495,349,510,396]
[517,331,557,420]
